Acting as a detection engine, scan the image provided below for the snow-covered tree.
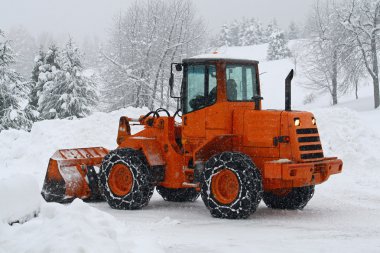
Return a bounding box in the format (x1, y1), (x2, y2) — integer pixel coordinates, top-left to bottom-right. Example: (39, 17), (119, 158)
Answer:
(220, 24), (231, 46)
(301, 0), (352, 105)
(340, 0), (380, 108)
(218, 18), (282, 47)
(264, 19), (279, 43)
(29, 47), (45, 110)
(29, 44), (60, 115)
(45, 44), (60, 69)
(267, 30), (291, 60)
(239, 18), (259, 46)
(0, 29), (33, 131)
(39, 39), (98, 118)
(81, 35), (102, 69)
(219, 20), (241, 46)
(287, 21), (300, 40)
(342, 51), (366, 99)
(7, 26), (37, 79)
(101, 0), (205, 111)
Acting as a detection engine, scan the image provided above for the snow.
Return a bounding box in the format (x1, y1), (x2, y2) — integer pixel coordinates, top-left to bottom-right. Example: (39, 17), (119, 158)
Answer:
(193, 43), (268, 61)
(1, 199), (163, 253)
(1, 43), (380, 252)
(9, 110), (17, 121)
(0, 175), (40, 224)
(271, 158), (292, 163)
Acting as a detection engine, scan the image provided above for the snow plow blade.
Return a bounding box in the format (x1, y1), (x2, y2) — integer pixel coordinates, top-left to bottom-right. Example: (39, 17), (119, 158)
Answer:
(41, 147), (109, 203)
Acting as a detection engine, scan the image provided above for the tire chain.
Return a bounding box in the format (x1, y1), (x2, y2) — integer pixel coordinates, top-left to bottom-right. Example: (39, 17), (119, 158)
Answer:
(99, 148), (154, 210)
(201, 152), (263, 219)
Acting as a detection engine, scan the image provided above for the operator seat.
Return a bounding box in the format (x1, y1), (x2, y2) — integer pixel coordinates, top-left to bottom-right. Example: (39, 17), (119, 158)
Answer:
(227, 79), (237, 100)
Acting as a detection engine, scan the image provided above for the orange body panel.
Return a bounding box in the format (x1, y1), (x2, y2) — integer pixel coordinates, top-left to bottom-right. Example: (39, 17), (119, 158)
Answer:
(263, 157), (342, 190)
(118, 117), (188, 188)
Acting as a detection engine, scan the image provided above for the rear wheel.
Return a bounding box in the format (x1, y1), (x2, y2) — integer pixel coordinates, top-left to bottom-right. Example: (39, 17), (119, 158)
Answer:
(201, 152), (263, 219)
(156, 186), (200, 202)
(263, 186), (315, 210)
(99, 148), (154, 210)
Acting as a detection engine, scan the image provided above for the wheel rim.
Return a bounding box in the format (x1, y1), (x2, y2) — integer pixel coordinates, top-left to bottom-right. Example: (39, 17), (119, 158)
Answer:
(108, 164), (133, 196)
(211, 169), (239, 205)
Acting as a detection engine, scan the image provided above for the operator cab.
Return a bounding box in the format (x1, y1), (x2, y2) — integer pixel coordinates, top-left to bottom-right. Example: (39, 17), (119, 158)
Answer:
(169, 58), (262, 114)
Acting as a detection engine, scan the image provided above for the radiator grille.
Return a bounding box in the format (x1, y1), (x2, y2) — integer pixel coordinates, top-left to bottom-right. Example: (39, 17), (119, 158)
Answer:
(296, 127), (324, 160)
(299, 144), (322, 151)
(296, 128), (318, 134)
(298, 136), (320, 143)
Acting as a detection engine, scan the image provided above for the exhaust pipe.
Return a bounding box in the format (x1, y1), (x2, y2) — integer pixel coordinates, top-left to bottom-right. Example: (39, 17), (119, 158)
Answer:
(285, 69), (294, 111)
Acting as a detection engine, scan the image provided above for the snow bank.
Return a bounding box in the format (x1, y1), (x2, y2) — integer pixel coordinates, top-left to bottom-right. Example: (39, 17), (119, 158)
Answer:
(0, 199), (164, 253)
(315, 107), (380, 164)
(0, 106), (168, 253)
(313, 107), (380, 195)
(0, 175), (41, 224)
(0, 107), (149, 184)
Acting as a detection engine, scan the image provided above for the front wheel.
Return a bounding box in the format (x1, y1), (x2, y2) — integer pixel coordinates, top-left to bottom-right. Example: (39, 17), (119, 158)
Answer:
(200, 152), (263, 219)
(99, 148), (154, 210)
(263, 186), (315, 210)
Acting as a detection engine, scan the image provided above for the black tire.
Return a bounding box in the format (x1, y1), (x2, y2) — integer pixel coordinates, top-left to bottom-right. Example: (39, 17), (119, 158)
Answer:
(99, 148), (154, 210)
(156, 186), (200, 202)
(263, 186), (315, 210)
(200, 152), (263, 219)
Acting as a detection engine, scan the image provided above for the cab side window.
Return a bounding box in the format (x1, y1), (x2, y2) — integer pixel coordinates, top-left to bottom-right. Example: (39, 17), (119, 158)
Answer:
(226, 65), (257, 101)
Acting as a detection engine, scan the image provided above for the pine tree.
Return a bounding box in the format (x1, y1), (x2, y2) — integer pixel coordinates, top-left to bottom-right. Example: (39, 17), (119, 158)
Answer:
(0, 29), (33, 131)
(29, 43), (61, 118)
(7, 26), (38, 79)
(228, 20), (241, 46)
(39, 39), (98, 119)
(287, 21), (300, 40)
(239, 18), (258, 46)
(254, 21), (266, 44)
(45, 44), (60, 69)
(7, 26), (37, 79)
(218, 18), (284, 47)
(264, 19), (279, 43)
(220, 24), (231, 46)
(267, 30), (291, 60)
(29, 47), (45, 110)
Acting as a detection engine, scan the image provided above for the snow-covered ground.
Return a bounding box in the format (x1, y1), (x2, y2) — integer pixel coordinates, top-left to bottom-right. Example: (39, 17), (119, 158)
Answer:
(1, 43), (380, 253)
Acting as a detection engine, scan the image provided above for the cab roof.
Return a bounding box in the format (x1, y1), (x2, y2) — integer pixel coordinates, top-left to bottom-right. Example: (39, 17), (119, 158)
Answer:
(183, 54), (259, 65)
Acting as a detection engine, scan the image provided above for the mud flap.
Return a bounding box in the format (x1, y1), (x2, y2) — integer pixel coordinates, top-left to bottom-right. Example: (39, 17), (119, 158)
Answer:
(41, 147), (109, 203)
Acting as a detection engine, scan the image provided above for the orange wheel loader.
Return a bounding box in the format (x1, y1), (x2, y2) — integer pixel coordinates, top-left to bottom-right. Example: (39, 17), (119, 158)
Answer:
(41, 57), (343, 219)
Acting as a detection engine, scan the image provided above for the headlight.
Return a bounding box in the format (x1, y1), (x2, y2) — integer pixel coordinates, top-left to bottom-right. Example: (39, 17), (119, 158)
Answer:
(294, 118), (300, 126)
(312, 117), (316, 125)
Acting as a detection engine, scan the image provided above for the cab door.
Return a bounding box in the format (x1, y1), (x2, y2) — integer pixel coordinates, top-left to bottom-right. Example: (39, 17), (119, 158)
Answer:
(182, 64), (217, 139)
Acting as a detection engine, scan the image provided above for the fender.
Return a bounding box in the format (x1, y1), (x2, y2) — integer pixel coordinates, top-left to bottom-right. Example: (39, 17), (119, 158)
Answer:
(194, 134), (238, 162)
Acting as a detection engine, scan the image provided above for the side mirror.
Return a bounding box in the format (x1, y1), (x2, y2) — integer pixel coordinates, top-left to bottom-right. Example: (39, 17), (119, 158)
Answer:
(169, 72), (174, 91)
(169, 63), (182, 99)
(175, 64), (182, 71)
(252, 94), (264, 110)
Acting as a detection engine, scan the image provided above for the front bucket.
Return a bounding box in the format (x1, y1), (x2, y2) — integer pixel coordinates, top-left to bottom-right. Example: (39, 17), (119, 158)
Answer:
(41, 147), (109, 203)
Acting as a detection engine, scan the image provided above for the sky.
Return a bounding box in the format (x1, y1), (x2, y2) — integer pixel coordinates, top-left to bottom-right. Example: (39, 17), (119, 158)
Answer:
(0, 0), (315, 43)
